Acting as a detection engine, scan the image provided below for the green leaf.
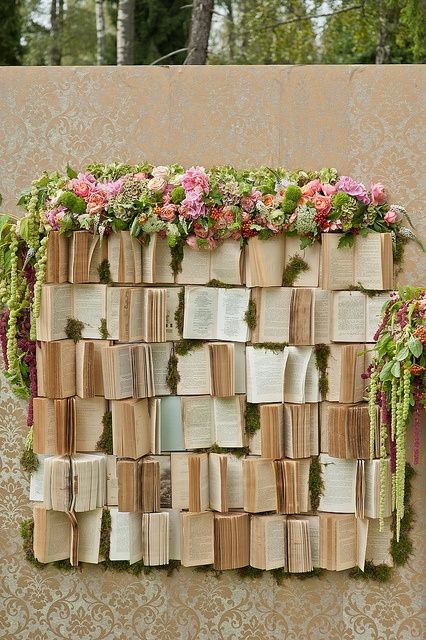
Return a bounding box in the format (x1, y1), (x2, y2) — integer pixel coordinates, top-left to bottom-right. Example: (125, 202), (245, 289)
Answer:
(299, 236), (314, 250)
(391, 360), (401, 378)
(408, 336), (423, 358)
(19, 217), (31, 243)
(337, 234), (355, 249)
(111, 218), (128, 232)
(17, 188), (31, 207)
(396, 346), (410, 361)
(66, 164), (78, 179)
(379, 361), (394, 382)
(130, 217), (142, 237)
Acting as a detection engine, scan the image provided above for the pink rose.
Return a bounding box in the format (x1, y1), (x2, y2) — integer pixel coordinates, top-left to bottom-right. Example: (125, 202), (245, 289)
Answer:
(185, 234), (199, 250)
(335, 176), (370, 205)
(152, 165), (170, 180)
(70, 179), (92, 199)
(312, 194), (332, 216)
(182, 166), (209, 195)
(321, 183), (337, 196)
(158, 203), (177, 222)
(147, 176), (168, 193)
(384, 209), (398, 224)
(86, 191), (106, 215)
(301, 179), (321, 197)
(133, 172), (147, 181)
(371, 182), (386, 204)
(193, 223), (208, 238)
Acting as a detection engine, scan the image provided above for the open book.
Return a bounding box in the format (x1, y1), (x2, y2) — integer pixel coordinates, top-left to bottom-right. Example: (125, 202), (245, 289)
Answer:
(323, 403), (376, 459)
(284, 346), (320, 404)
(117, 457), (160, 513)
(321, 232), (393, 290)
(45, 231), (68, 283)
(259, 404), (284, 459)
(176, 343), (246, 396)
(183, 286), (250, 342)
(142, 512), (169, 565)
(111, 398), (152, 458)
(181, 395), (245, 449)
(107, 230), (142, 283)
(68, 231), (107, 283)
(170, 452), (209, 511)
(246, 346), (288, 403)
(142, 235), (175, 283)
(180, 511), (214, 567)
(287, 518), (313, 573)
(176, 240), (244, 285)
(108, 287), (167, 343)
(250, 514), (287, 570)
(33, 396), (107, 456)
(43, 454), (106, 513)
(36, 340), (76, 398)
(214, 512), (250, 570)
(275, 458), (311, 514)
(318, 454), (357, 513)
(102, 344), (155, 400)
(319, 513), (368, 571)
(364, 459), (392, 519)
(209, 453), (243, 512)
(283, 403), (319, 458)
(109, 507), (143, 564)
(331, 291), (390, 342)
(365, 517), (393, 566)
(76, 339), (111, 398)
(243, 458), (277, 513)
(326, 344), (366, 403)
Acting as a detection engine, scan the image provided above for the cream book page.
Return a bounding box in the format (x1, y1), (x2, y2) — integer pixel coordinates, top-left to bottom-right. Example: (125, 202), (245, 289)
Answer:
(209, 239), (243, 284)
(294, 514), (320, 567)
(106, 287), (121, 340)
(304, 350), (321, 403)
(176, 246), (211, 284)
(354, 234), (385, 289)
(183, 287), (218, 339)
(181, 512), (214, 566)
(128, 513), (143, 565)
(257, 287), (292, 343)
(312, 289), (331, 344)
(74, 397), (107, 452)
(153, 236), (175, 283)
(322, 234), (354, 290)
(107, 232), (122, 282)
(227, 455), (243, 508)
(284, 236), (320, 287)
(213, 397), (244, 448)
(162, 508), (181, 560)
(177, 345), (210, 395)
(42, 509), (71, 562)
(106, 455), (118, 506)
(150, 343), (172, 396)
(208, 453), (223, 511)
(365, 294), (389, 342)
(245, 235), (285, 287)
(76, 508), (102, 563)
(365, 517), (393, 566)
(36, 284), (73, 341)
(73, 284), (107, 339)
(128, 288), (145, 341)
(246, 346), (288, 403)
(217, 288), (250, 342)
(335, 516), (357, 570)
(30, 455), (52, 501)
(284, 346), (312, 403)
(165, 288), (181, 341)
(109, 508), (130, 561)
(182, 396), (213, 449)
(325, 345), (342, 402)
(331, 291), (366, 342)
(264, 515), (286, 569)
(171, 453), (189, 509)
(116, 347), (133, 398)
(318, 454), (357, 513)
(356, 517), (369, 571)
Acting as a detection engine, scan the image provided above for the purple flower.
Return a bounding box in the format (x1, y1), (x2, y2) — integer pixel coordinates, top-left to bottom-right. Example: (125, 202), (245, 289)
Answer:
(46, 205), (67, 231)
(335, 175), (370, 205)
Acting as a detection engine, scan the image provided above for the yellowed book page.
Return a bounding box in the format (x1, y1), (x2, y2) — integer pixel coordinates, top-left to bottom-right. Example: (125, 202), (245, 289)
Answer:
(129, 233), (143, 283)
(256, 287), (292, 343)
(227, 455), (243, 508)
(107, 232), (122, 282)
(365, 517), (393, 566)
(208, 453), (223, 511)
(182, 396), (213, 449)
(199, 454), (210, 512)
(246, 346), (288, 403)
(152, 236), (175, 283)
(245, 235), (286, 287)
(176, 345), (210, 395)
(33, 398), (56, 454)
(73, 284), (107, 339)
(354, 234), (386, 289)
(209, 239), (244, 284)
(161, 508), (181, 560)
(171, 452), (189, 509)
(331, 291), (366, 342)
(294, 514), (320, 567)
(76, 508), (102, 563)
(264, 515), (286, 569)
(304, 350), (321, 403)
(106, 287), (121, 340)
(249, 429), (262, 456)
(243, 459), (277, 512)
(213, 397), (244, 448)
(217, 288), (250, 342)
(165, 288), (181, 341)
(183, 286), (218, 339)
(150, 342), (172, 396)
(181, 511), (214, 566)
(322, 233), (355, 290)
(335, 516), (357, 570)
(365, 294), (389, 342)
(284, 236), (320, 287)
(325, 345), (342, 402)
(30, 455), (52, 501)
(356, 517), (369, 571)
(318, 454), (357, 513)
(175, 246), (211, 284)
(106, 455), (118, 506)
(128, 288), (145, 342)
(312, 289), (331, 344)
(74, 397), (108, 452)
(36, 284), (73, 341)
(34, 507), (71, 563)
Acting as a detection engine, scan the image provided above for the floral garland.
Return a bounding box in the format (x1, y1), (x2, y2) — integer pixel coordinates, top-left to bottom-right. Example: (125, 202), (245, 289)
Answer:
(366, 287), (425, 540)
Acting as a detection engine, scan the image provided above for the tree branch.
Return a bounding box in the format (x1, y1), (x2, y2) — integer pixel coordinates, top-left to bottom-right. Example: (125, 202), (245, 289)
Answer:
(150, 47), (188, 65)
(260, 4), (362, 31)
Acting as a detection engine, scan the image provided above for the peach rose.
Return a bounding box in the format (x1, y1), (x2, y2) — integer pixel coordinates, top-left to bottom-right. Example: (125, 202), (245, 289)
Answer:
(312, 194), (332, 216)
(86, 192), (106, 215)
(72, 180), (92, 199)
(262, 194), (275, 207)
(158, 204), (177, 222)
(133, 172), (147, 180)
(147, 176), (168, 193)
(301, 179), (321, 197)
(152, 165), (170, 180)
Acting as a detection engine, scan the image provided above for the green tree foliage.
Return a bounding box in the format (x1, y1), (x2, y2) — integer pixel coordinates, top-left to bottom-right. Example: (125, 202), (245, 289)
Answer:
(133, 0), (190, 65)
(0, 0), (22, 64)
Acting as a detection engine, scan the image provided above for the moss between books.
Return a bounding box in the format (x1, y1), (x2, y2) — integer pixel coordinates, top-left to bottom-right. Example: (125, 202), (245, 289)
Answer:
(174, 339), (206, 357)
(170, 241), (184, 277)
(282, 254), (309, 286)
(206, 279), (235, 289)
(313, 343), (330, 400)
(100, 509), (111, 559)
(96, 411), (113, 455)
(97, 259), (112, 284)
(20, 518), (45, 568)
(245, 403), (260, 436)
(393, 234), (409, 276)
(244, 299), (257, 330)
(166, 353), (180, 395)
(200, 443), (250, 459)
(308, 456), (324, 512)
(20, 447), (39, 473)
(347, 284), (384, 297)
(252, 342), (288, 353)
(175, 288), (185, 337)
(65, 317), (85, 343)
(99, 318), (109, 339)
(349, 561), (393, 583)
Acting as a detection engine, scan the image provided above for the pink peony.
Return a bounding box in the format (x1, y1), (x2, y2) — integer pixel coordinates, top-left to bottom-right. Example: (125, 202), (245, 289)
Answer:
(241, 187), (262, 212)
(321, 183), (337, 196)
(182, 166), (209, 195)
(384, 209), (399, 224)
(370, 182), (386, 204)
(86, 191), (107, 215)
(335, 176), (370, 205)
(301, 179), (321, 197)
(312, 194), (332, 216)
(99, 177), (125, 199)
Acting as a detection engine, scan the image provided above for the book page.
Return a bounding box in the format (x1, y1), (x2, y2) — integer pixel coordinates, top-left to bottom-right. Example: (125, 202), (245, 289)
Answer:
(73, 284), (107, 339)
(183, 287), (218, 339)
(304, 350), (321, 403)
(106, 455), (118, 506)
(365, 294), (389, 342)
(176, 246), (211, 285)
(355, 234), (385, 289)
(214, 397), (244, 448)
(74, 397), (107, 452)
(246, 346), (288, 403)
(209, 239), (244, 284)
(182, 396), (213, 449)
(177, 345), (210, 395)
(162, 508), (181, 560)
(181, 512), (214, 566)
(208, 453), (223, 511)
(30, 455), (52, 501)
(217, 288), (250, 342)
(284, 346), (312, 403)
(36, 508), (71, 563)
(76, 508), (102, 563)
(257, 288), (292, 343)
(294, 514), (320, 567)
(226, 455), (243, 508)
(106, 287), (120, 340)
(325, 345), (342, 402)
(245, 235), (285, 287)
(322, 234), (354, 290)
(150, 343), (172, 396)
(264, 515), (286, 569)
(312, 289), (331, 344)
(165, 288), (181, 341)
(36, 284), (73, 341)
(284, 236), (320, 287)
(160, 397), (185, 452)
(171, 453), (189, 509)
(365, 517), (393, 566)
(331, 291), (366, 342)
(356, 517), (369, 571)
(318, 454), (357, 512)
(335, 515), (357, 570)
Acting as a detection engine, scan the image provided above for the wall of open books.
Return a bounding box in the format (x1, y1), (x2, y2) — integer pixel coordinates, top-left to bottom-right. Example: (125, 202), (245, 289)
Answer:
(30, 228), (397, 572)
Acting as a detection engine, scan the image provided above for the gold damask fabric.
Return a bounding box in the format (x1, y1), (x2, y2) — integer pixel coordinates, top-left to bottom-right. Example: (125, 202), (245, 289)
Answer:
(0, 65), (425, 639)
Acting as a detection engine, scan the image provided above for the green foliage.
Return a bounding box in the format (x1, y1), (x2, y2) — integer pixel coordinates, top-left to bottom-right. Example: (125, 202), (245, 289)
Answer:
(170, 241), (184, 277)
(314, 344), (330, 399)
(134, 0), (190, 65)
(236, 566), (264, 580)
(99, 318), (109, 340)
(166, 353), (179, 394)
(0, 0), (22, 64)
(170, 186), (185, 204)
(308, 457), (324, 512)
(20, 448), (39, 473)
(348, 284), (384, 298)
(20, 518), (45, 568)
(282, 254), (309, 286)
(245, 403), (260, 436)
(349, 562), (393, 583)
(204, 443), (250, 458)
(244, 299), (257, 330)
(98, 259), (112, 284)
(206, 279), (235, 289)
(175, 288), (185, 337)
(270, 566), (325, 585)
(59, 192), (86, 215)
(194, 564), (223, 578)
(65, 317), (85, 343)
(100, 509), (111, 559)
(96, 411), (113, 455)
(391, 463), (415, 566)
(175, 339), (206, 357)
(252, 342), (288, 353)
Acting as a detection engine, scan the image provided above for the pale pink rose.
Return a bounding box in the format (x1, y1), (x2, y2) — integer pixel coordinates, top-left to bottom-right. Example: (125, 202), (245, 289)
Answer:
(185, 235), (199, 250)
(152, 165), (170, 180)
(370, 182), (386, 204)
(158, 203), (177, 222)
(312, 194), (332, 216)
(384, 209), (398, 224)
(133, 172), (147, 181)
(86, 191), (106, 215)
(148, 176), (168, 193)
(321, 183), (337, 196)
(301, 179), (321, 197)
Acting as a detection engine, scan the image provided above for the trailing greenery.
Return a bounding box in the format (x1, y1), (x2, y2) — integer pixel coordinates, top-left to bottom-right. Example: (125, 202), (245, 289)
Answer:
(236, 566), (264, 580)
(175, 287), (184, 337)
(245, 403), (260, 436)
(393, 234), (409, 275)
(174, 339), (206, 357)
(391, 463), (415, 566)
(99, 318), (109, 340)
(308, 457), (324, 512)
(97, 259), (112, 284)
(194, 564), (222, 579)
(169, 241), (184, 277)
(349, 562), (393, 583)
(65, 317), (85, 343)
(166, 353), (179, 395)
(252, 342), (288, 353)
(282, 254), (309, 286)
(270, 567), (325, 585)
(20, 518), (45, 569)
(313, 343), (330, 399)
(96, 411), (113, 455)
(206, 279), (235, 288)
(244, 299), (257, 330)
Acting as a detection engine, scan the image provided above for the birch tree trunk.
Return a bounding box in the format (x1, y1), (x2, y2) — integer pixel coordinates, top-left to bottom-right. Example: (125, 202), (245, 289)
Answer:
(95, 0), (106, 66)
(117, 0), (135, 65)
(185, 0), (214, 64)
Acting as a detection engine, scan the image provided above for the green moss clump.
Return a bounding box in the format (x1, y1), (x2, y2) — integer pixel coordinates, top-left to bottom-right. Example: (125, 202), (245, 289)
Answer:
(170, 242), (184, 276)
(309, 456), (324, 512)
(393, 234), (409, 276)
(170, 186), (185, 204)
(175, 288), (185, 338)
(20, 448), (39, 473)
(96, 411), (113, 455)
(244, 299), (257, 330)
(166, 353), (180, 395)
(65, 317), (85, 343)
(391, 463), (415, 566)
(52, 559), (75, 572)
(20, 518), (45, 568)
(99, 318), (109, 339)
(270, 566), (324, 585)
(204, 443), (250, 459)
(236, 566), (264, 580)
(59, 191), (86, 215)
(97, 259), (112, 284)
(175, 339), (205, 357)
(206, 279), (234, 289)
(252, 342), (288, 353)
(245, 403), (260, 436)
(281, 185), (302, 214)
(99, 509), (111, 560)
(349, 562), (393, 583)
(194, 564), (223, 579)
(348, 284), (383, 298)
(314, 343), (330, 399)
(282, 254), (309, 286)
(295, 567), (325, 580)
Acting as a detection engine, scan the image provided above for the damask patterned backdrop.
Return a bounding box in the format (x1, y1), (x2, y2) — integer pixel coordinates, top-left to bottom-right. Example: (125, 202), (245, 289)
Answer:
(0, 65), (425, 640)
